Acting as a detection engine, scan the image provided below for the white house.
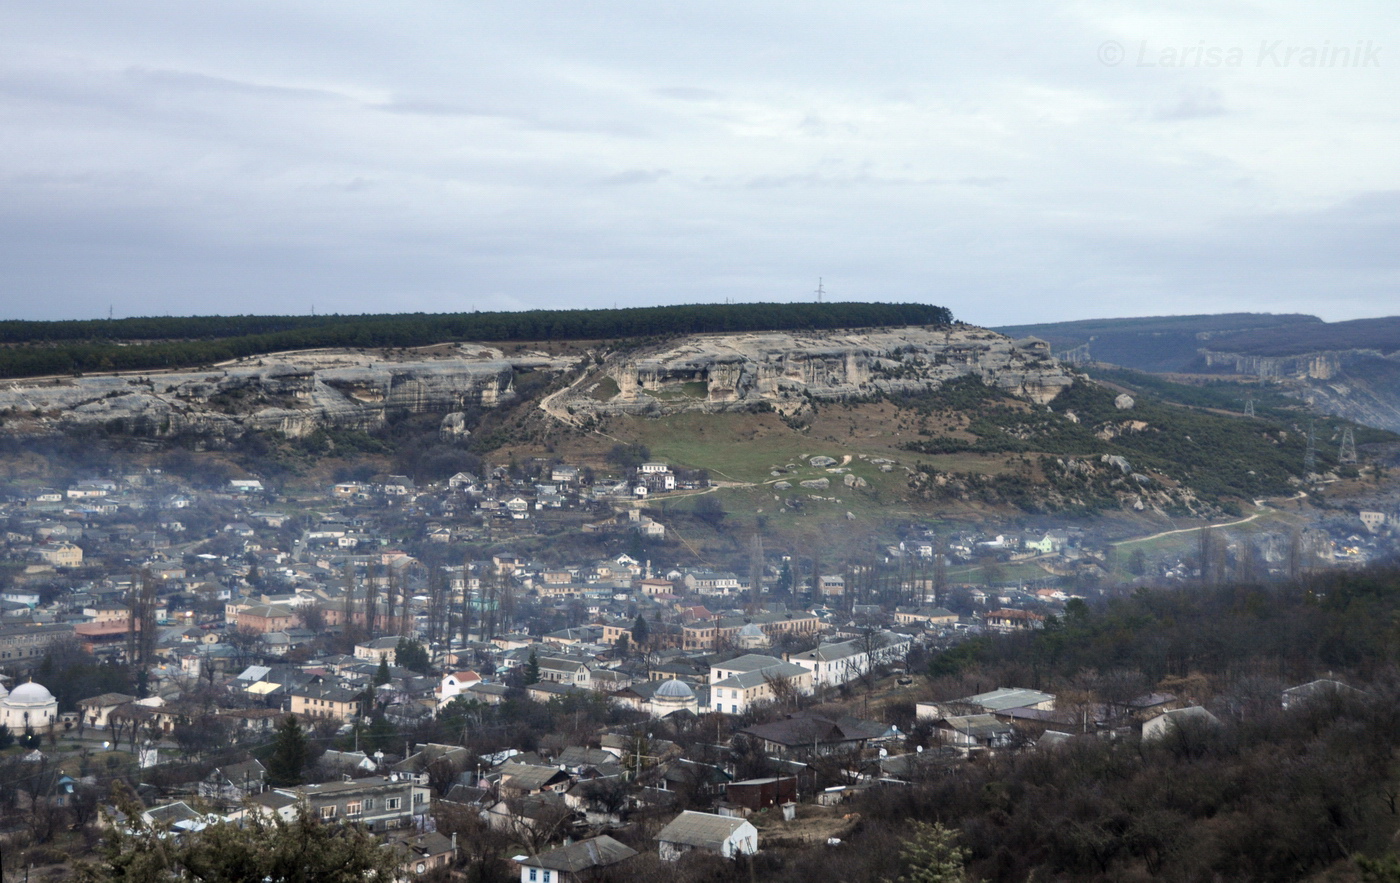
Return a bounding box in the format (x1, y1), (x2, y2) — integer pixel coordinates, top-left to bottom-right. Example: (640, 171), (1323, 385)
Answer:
(786, 631), (911, 689)
(1142, 706), (1221, 742)
(708, 654), (812, 715)
(436, 671), (482, 710)
(656, 811), (759, 862)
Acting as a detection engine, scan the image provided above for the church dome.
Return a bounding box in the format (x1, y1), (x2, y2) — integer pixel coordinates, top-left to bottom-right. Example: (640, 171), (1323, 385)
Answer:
(6, 682), (55, 706)
(654, 678), (694, 700)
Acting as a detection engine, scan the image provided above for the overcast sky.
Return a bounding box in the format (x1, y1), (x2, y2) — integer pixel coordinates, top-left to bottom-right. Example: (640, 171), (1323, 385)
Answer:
(2, 3), (1396, 326)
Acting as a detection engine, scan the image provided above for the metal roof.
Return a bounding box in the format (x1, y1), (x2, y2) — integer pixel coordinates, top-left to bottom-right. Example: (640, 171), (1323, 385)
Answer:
(656, 811), (752, 848)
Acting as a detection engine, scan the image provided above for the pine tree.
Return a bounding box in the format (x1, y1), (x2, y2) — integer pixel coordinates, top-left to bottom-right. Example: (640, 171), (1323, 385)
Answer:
(631, 614), (650, 648)
(395, 638), (430, 673)
(76, 789), (399, 882)
(890, 821), (971, 883)
(375, 655), (392, 686)
(523, 650), (540, 685)
(266, 715), (309, 786)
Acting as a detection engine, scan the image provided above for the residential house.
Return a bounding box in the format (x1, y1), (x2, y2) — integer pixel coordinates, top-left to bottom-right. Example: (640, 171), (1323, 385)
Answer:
(354, 636), (401, 663)
(518, 835), (637, 883)
(236, 604), (297, 635)
(274, 775), (426, 833)
(917, 687), (1056, 721)
(497, 762), (573, 798)
(289, 682), (364, 723)
(786, 631), (911, 689)
(708, 654), (813, 715)
(934, 714), (1016, 749)
(77, 693), (137, 730)
(198, 759), (267, 803)
(1142, 706), (1222, 742)
(436, 670), (482, 709)
(739, 712), (900, 756)
(893, 606), (958, 627)
(984, 609), (1045, 633)
(656, 811), (759, 862)
(390, 831), (457, 879)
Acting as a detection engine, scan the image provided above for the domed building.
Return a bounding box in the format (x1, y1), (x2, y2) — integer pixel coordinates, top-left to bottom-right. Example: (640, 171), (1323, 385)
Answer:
(648, 677), (698, 718)
(1, 680), (58, 734)
(735, 623), (769, 650)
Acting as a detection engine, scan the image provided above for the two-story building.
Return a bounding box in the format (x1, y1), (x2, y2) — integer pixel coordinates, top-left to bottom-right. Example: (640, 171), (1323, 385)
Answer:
(273, 775), (428, 833)
(708, 654), (813, 715)
(290, 683), (364, 723)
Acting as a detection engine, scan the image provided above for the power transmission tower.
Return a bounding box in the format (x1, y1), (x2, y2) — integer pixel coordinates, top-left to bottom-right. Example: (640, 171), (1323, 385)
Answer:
(1244, 399), (1255, 418)
(815, 278), (824, 303)
(1303, 420), (1317, 475)
(1339, 426), (1357, 465)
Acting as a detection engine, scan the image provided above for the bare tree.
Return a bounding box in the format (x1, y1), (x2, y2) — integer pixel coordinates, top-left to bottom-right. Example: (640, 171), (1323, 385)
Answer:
(297, 601), (325, 633)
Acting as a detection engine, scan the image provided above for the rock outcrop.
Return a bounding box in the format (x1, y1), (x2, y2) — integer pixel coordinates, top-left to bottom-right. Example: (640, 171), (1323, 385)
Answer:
(563, 325), (1072, 418)
(0, 347), (569, 439)
(1200, 348), (1400, 433)
(0, 323), (1077, 439)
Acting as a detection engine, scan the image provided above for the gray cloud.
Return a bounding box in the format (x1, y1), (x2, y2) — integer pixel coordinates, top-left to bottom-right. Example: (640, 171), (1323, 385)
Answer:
(0, 2), (1396, 325)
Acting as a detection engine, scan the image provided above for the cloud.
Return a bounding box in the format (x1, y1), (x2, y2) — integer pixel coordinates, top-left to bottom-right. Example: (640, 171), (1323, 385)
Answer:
(0, 2), (1396, 326)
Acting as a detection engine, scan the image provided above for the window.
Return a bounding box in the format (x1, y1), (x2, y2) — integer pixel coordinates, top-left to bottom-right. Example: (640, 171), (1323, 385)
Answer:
(529, 871), (537, 882)
(386, 797), (401, 810)
(320, 805), (337, 820)
(346, 801), (361, 816)
(363, 798), (373, 810)
(543, 873), (552, 883)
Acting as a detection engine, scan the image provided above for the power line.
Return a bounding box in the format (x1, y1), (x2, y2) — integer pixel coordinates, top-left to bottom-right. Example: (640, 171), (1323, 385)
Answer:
(1339, 426), (1357, 465)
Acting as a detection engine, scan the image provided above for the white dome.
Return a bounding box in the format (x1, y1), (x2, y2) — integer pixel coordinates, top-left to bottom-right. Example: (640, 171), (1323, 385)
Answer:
(654, 679), (694, 700)
(6, 682), (55, 706)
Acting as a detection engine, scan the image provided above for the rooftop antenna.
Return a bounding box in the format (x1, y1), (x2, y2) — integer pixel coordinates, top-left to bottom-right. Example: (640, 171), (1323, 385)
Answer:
(1339, 426), (1357, 465)
(1303, 420), (1317, 476)
(1244, 399), (1255, 418)
(815, 278), (825, 304)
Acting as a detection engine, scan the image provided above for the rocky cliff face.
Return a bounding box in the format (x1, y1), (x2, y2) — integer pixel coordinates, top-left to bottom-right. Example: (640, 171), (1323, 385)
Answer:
(0, 325), (1075, 439)
(1199, 349), (1349, 380)
(0, 347), (569, 439)
(561, 326), (1073, 418)
(1201, 348), (1400, 433)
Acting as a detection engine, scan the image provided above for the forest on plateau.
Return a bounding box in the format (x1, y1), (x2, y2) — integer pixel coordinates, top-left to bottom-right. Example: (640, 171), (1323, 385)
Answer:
(0, 302), (952, 379)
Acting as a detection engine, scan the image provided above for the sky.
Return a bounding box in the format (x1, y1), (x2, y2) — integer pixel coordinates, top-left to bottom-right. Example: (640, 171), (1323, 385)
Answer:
(1, 3), (1397, 327)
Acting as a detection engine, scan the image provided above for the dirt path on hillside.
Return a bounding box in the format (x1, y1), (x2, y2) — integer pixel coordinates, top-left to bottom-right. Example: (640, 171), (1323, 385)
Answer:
(1111, 512), (1264, 546)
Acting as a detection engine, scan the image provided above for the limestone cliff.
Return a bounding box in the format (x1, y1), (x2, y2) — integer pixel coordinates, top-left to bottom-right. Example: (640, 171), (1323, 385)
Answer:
(1200, 348), (1400, 434)
(0, 347), (569, 438)
(559, 325), (1073, 419)
(0, 324), (1074, 439)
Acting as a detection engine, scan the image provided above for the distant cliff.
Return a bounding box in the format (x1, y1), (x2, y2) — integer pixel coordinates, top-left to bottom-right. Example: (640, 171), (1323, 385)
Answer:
(0, 347), (569, 439)
(0, 325), (1074, 439)
(552, 326), (1072, 420)
(1197, 348), (1400, 433)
